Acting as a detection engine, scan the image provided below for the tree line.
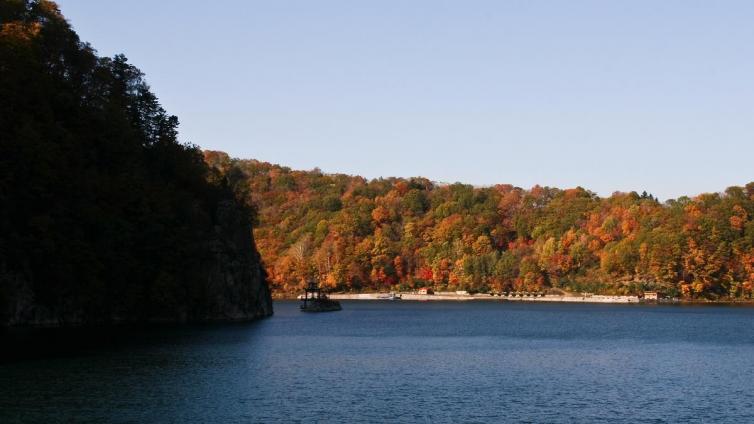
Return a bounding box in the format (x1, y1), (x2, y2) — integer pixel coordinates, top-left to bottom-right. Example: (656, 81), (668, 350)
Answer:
(205, 152), (754, 299)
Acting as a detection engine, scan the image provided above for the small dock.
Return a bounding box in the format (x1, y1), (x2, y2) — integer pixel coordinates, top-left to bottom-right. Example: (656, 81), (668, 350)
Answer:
(300, 281), (342, 312)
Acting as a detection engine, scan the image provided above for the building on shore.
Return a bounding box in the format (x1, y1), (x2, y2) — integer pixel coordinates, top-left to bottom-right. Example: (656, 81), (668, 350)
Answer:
(643, 291), (660, 300)
(417, 287), (434, 295)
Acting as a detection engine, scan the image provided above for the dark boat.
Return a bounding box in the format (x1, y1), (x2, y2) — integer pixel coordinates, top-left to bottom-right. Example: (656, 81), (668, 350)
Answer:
(300, 280), (342, 312)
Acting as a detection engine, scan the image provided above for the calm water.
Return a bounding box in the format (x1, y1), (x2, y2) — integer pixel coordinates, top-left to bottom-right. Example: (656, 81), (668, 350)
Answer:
(2, 301), (754, 423)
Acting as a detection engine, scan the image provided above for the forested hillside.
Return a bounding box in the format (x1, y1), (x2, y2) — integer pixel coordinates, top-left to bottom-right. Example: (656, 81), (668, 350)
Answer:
(0, 1), (271, 325)
(205, 151), (754, 299)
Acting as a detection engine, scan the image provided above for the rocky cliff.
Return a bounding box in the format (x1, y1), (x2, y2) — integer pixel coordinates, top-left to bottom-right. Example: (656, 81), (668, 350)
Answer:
(200, 199), (273, 322)
(0, 1), (272, 326)
(0, 199), (273, 326)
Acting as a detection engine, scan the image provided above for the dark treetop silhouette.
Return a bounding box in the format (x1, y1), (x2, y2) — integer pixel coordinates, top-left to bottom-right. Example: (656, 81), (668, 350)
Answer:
(0, 0), (271, 326)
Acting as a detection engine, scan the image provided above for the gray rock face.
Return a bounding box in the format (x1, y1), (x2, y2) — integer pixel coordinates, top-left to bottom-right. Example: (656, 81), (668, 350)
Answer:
(0, 199), (273, 327)
(201, 199), (273, 322)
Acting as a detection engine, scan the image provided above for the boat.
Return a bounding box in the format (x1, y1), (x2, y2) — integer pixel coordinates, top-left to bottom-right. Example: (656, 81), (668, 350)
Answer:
(300, 280), (342, 312)
(376, 292), (402, 300)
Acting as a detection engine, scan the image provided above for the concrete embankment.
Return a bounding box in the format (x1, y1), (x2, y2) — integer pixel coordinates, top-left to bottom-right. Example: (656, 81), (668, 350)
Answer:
(328, 293), (641, 303)
(330, 293), (482, 301)
(502, 295), (640, 303)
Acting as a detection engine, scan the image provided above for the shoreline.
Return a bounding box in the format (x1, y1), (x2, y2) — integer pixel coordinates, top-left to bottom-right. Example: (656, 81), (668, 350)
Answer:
(329, 293), (642, 303)
(275, 292), (754, 305)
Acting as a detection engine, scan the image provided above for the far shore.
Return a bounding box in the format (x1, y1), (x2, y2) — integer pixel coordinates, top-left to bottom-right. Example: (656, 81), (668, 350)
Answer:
(330, 293), (644, 303)
(282, 292), (647, 304)
(275, 292), (754, 305)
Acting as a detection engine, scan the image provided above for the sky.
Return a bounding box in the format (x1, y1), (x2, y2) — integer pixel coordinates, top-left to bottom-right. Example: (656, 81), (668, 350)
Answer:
(57, 0), (754, 200)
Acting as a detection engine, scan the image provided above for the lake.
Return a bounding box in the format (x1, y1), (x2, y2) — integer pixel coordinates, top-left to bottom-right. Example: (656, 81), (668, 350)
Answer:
(2, 301), (754, 423)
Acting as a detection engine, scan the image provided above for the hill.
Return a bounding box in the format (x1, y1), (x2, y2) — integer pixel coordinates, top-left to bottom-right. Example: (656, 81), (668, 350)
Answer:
(205, 151), (754, 299)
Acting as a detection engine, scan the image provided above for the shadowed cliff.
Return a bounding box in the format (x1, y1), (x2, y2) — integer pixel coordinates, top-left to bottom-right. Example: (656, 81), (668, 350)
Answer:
(0, 0), (272, 326)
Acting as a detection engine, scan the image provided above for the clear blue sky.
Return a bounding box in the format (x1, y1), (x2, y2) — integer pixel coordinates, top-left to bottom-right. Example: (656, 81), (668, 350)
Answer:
(58, 0), (754, 200)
